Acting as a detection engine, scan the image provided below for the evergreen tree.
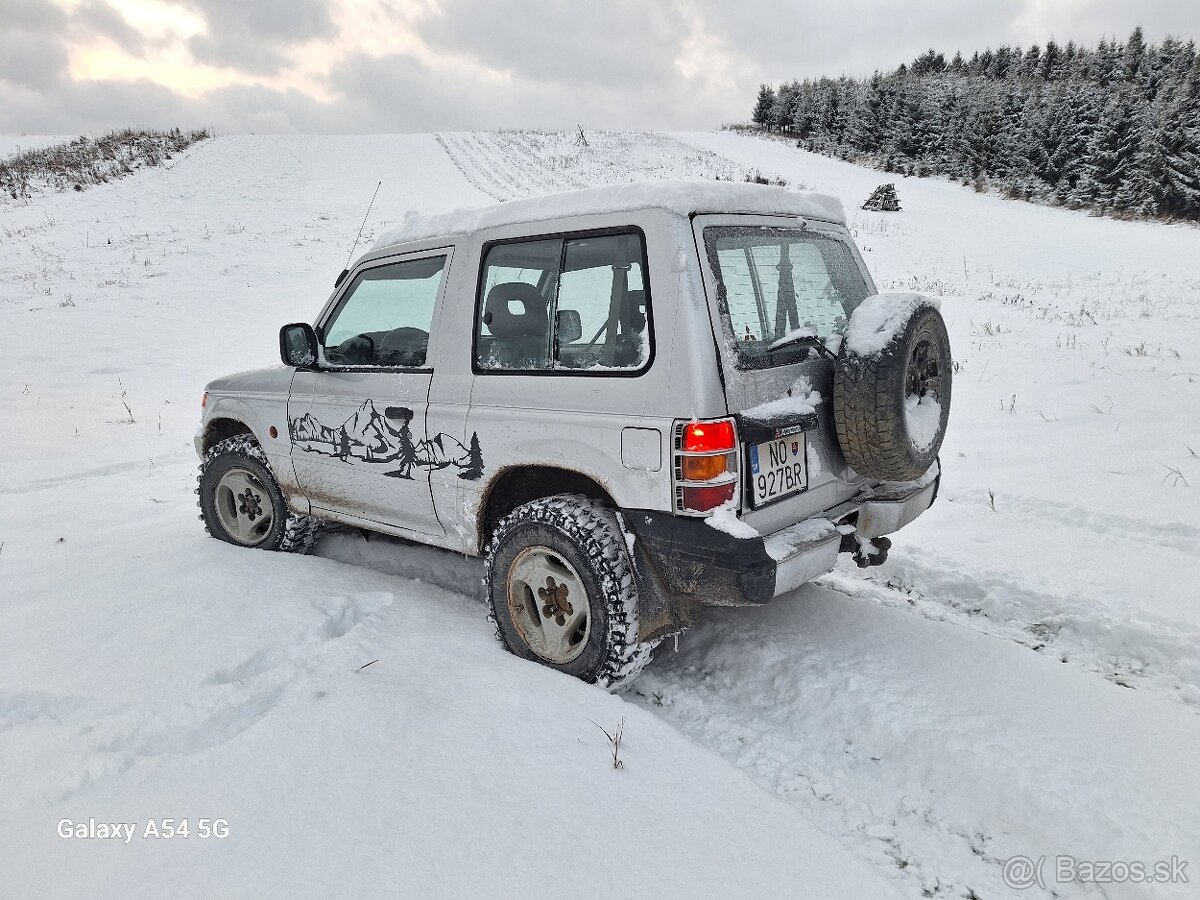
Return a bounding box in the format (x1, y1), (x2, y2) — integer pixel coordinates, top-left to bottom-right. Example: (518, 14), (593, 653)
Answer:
(458, 433), (484, 480)
(752, 84), (776, 127)
(1075, 86), (1142, 210)
(1150, 57), (1200, 216)
(773, 82), (799, 131)
(1022, 44), (1042, 78)
(1124, 26), (1147, 82)
(1040, 39), (1062, 80)
(912, 49), (946, 76)
(844, 73), (888, 154)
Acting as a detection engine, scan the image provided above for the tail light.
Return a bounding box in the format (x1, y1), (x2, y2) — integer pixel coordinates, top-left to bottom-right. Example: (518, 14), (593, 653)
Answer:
(201, 391), (208, 410)
(673, 418), (739, 513)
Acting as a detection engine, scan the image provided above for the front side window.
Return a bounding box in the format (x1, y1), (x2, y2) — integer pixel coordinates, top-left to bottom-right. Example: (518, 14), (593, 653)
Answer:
(475, 230), (650, 373)
(322, 255), (447, 367)
(705, 227), (869, 368)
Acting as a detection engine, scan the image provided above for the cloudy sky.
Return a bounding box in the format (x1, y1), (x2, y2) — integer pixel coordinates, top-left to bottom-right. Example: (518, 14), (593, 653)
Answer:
(1, 0), (1197, 134)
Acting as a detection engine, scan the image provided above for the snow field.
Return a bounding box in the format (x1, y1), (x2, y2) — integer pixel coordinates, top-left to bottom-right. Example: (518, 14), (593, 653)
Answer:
(3, 128), (1199, 899)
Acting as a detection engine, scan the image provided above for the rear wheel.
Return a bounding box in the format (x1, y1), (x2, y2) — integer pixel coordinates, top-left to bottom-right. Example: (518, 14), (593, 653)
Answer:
(505, 545), (593, 664)
(485, 495), (654, 689)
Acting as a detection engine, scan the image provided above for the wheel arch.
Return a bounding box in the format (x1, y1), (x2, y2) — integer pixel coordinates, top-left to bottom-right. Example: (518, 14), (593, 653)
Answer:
(477, 465), (617, 553)
(201, 416), (256, 455)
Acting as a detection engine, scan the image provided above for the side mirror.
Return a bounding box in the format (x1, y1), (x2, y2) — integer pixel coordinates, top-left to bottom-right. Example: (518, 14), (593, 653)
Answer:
(280, 323), (319, 368)
(556, 309), (583, 345)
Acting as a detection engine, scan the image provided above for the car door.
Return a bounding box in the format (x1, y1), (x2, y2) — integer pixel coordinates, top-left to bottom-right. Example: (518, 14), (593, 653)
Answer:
(288, 249), (452, 537)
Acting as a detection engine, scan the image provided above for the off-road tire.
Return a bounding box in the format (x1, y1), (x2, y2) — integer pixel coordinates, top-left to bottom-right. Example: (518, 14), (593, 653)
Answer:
(485, 495), (654, 689)
(198, 435), (321, 553)
(834, 302), (951, 481)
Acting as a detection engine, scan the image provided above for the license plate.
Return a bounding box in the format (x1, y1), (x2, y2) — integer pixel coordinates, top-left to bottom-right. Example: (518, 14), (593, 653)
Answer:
(749, 435), (808, 507)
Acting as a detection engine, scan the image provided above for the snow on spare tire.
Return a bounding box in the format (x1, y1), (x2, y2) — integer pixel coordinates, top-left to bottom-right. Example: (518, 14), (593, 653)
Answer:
(833, 293), (951, 482)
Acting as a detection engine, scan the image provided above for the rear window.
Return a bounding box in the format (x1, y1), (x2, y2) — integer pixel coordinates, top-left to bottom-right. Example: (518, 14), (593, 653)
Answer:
(704, 227), (869, 368)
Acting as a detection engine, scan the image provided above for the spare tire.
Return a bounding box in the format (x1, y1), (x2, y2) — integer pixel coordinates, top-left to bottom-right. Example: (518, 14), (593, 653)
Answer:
(833, 294), (951, 482)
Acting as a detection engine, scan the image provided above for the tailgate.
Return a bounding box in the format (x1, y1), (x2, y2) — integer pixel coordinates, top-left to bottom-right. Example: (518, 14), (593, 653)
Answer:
(691, 214), (875, 534)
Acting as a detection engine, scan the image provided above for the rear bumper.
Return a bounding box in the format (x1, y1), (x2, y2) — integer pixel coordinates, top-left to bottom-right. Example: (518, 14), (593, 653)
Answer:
(625, 474), (938, 606)
(856, 478), (938, 538)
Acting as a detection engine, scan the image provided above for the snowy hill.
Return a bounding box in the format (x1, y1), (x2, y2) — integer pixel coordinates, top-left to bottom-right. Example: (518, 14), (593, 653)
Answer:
(1, 131), (1198, 899)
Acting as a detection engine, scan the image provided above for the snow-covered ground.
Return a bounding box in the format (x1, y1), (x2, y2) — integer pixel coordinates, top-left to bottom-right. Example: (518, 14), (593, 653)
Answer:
(2, 130), (1197, 899)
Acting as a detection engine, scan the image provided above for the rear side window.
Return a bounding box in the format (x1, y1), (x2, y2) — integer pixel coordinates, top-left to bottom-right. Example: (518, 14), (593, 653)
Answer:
(705, 227), (869, 368)
(475, 230), (651, 373)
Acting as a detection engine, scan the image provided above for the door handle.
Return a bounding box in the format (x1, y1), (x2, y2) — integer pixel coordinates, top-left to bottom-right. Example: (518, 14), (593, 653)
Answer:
(384, 406), (413, 422)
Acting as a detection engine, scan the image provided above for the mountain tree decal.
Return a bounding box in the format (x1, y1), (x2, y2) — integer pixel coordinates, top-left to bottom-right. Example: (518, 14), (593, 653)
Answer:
(459, 433), (484, 480)
(289, 401), (485, 480)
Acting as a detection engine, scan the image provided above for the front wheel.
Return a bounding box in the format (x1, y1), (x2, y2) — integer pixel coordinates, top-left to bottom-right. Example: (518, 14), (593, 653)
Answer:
(198, 435), (320, 553)
(485, 495), (654, 689)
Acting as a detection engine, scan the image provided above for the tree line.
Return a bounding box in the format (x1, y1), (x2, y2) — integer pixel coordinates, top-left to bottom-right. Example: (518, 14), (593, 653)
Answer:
(751, 28), (1200, 221)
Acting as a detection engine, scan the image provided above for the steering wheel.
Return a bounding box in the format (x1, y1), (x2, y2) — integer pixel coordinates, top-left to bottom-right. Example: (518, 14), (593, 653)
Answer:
(379, 328), (429, 366)
(332, 333), (374, 364)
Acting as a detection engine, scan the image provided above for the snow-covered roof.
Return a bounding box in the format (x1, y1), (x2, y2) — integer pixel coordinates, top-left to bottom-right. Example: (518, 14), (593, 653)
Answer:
(371, 180), (846, 250)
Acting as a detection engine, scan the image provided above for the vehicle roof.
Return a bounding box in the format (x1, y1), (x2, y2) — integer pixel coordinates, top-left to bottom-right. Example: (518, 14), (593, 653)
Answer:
(369, 179), (846, 253)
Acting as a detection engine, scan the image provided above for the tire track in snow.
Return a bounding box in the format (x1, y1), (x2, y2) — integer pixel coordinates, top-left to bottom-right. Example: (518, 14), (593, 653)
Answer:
(432, 130), (754, 201)
(629, 587), (1200, 900)
(0, 451), (191, 494)
(824, 553), (1200, 709)
(7, 591), (396, 810)
(821, 487), (1200, 709)
(435, 132), (589, 200)
(957, 490), (1200, 556)
(434, 133), (522, 200)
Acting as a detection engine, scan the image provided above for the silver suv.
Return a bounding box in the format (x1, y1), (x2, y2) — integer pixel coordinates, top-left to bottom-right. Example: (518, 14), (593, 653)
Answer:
(196, 181), (951, 688)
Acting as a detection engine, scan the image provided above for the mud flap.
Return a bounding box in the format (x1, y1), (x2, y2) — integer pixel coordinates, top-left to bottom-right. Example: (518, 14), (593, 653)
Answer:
(617, 512), (699, 643)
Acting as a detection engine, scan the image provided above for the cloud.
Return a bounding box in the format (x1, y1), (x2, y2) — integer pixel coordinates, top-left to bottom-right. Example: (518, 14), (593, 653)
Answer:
(1, 0), (1198, 135)
(183, 0), (336, 74)
(324, 50), (726, 132)
(0, 32), (68, 90)
(0, 76), (188, 132)
(683, 0), (1020, 85)
(0, 0), (69, 90)
(2, 0), (66, 32)
(72, 1), (148, 57)
(417, 0), (690, 90)
(328, 1), (752, 131)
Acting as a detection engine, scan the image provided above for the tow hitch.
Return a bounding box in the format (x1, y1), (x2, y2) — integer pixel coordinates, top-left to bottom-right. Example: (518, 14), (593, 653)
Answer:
(841, 534), (891, 568)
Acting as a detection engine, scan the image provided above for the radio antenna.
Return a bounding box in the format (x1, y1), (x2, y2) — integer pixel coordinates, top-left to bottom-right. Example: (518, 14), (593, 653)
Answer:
(344, 180), (382, 271)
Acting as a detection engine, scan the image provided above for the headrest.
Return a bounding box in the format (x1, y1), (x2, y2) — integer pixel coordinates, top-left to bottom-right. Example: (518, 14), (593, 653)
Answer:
(484, 282), (548, 338)
(627, 289), (647, 332)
